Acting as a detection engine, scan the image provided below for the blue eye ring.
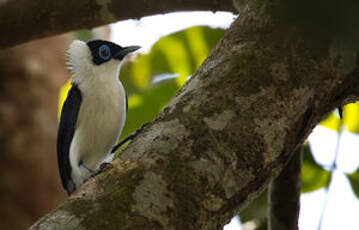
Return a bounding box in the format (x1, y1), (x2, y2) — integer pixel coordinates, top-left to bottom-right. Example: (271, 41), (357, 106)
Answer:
(98, 44), (111, 60)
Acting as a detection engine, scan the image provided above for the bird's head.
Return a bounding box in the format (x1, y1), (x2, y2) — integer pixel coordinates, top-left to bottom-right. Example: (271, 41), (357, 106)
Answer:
(66, 40), (140, 83)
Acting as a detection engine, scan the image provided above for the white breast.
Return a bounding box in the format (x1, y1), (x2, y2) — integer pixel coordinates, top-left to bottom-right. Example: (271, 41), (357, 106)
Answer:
(70, 73), (126, 187)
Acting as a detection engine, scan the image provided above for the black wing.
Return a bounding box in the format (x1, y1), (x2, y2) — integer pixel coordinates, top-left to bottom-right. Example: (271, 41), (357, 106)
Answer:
(57, 84), (82, 195)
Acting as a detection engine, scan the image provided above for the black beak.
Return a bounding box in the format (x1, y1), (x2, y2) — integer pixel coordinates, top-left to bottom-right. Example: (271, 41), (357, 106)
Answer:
(114, 46), (141, 60)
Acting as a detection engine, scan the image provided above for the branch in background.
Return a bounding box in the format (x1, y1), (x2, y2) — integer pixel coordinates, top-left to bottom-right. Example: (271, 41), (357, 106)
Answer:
(0, 0), (235, 49)
(269, 147), (302, 230)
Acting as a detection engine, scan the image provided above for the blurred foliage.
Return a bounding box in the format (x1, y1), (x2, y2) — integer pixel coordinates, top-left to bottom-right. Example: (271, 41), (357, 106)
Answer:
(347, 169), (359, 199)
(239, 189), (268, 230)
(319, 102), (359, 133)
(119, 26), (224, 93)
(113, 26), (225, 138)
(301, 145), (331, 193)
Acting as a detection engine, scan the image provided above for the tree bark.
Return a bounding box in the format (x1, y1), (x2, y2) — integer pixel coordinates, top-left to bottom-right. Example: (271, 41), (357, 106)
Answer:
(0, 0), (235, 49)
(268, 147), (302, 230)
(30, 1), (359, 229)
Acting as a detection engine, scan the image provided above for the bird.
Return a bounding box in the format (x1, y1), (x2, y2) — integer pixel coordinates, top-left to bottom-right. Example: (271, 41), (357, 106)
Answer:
(57, 39), (140, 195)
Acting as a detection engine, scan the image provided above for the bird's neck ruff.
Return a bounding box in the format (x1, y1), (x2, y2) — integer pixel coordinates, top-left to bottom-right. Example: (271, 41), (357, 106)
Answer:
(66, 40), (122, 86)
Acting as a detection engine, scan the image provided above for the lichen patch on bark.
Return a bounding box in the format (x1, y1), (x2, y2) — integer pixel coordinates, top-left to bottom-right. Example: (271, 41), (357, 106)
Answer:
(132, 172), (174, 229)
(254, 117), (287, 164)
(203, 110), (236, 131)
(167, 76), (203, 114)
(120, 119), (189, 161)
(190, 157), (222, 189)
(202, 195), (225, 212)
(235, 86), (274, 110)
(222, 168), (255, 199)
(253, 86), (315, 164)
(30, 209), (83, 230)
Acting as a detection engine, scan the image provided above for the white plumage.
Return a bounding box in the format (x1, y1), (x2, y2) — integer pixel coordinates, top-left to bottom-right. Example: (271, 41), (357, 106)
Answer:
(58, 40), (139, 194)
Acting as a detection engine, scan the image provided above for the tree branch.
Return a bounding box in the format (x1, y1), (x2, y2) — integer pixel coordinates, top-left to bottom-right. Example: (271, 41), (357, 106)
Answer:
(0, 0), (235, 49)
(269, 147), (302, 230)
(30, 1), (359, 229)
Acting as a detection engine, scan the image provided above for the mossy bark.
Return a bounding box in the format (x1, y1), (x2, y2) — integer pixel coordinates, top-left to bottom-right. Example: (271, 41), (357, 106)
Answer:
(30, 1), (359, 229)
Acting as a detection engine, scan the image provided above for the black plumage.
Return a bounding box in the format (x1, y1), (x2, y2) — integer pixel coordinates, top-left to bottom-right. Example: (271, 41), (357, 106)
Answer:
(57, 84), (82, 195)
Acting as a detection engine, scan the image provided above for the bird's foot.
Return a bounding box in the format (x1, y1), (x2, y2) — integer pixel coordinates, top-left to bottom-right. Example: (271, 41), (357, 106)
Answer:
(99, 162), (112, 171)
(90, 162), (112, 178)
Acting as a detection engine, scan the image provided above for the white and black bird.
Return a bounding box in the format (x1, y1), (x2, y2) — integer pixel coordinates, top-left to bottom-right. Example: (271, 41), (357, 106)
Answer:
(57, 40), (140, 195)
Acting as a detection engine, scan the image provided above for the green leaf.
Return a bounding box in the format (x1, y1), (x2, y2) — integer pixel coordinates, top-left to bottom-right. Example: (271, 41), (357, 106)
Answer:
(347, 170), (359, 198)
(301, 145), (331, 193)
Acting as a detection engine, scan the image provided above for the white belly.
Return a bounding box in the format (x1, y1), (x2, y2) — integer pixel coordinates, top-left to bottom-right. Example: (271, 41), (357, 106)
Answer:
(70, 80), (126, 186)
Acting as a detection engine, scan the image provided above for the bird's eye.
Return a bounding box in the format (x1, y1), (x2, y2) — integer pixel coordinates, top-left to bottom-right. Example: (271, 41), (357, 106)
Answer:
(98, 45), (111, 60)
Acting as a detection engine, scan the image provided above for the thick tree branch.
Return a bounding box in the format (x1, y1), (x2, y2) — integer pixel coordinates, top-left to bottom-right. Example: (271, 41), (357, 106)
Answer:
(0, 0), (235, 49)
(30, 1), (359, 229)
